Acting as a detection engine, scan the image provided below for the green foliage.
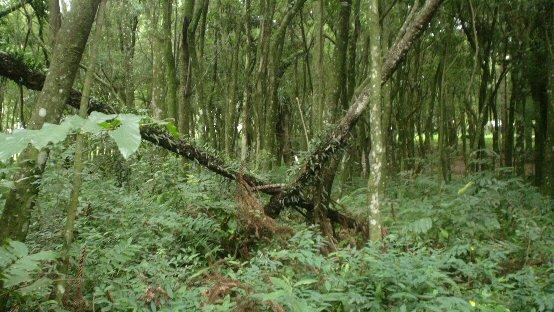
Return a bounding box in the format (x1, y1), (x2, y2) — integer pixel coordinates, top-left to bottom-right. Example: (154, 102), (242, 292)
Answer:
(0, 112), (145, 161)
(0, 240), (57, 302)
(5, 150), (553, 311)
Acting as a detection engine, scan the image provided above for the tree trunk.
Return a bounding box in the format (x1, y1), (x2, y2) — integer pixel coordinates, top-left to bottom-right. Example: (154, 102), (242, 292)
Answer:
(312, 0), (325, 133)
(367, 0), (384, 241)
(48, 0), (61, 48)
(150, 0), (166, 119)
(267, 0), (307, 164)
(178, 0), (196, 137)
(240, 0), (254, 162)
(545, 12), (553, 196)
(163, 0), (178, 124)
(528, 31), (549, 186)
(504, 70), (517, 167)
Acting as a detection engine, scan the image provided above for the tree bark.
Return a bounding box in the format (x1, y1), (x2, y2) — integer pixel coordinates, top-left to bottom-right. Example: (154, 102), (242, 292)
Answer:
(48, 0), (61, 48)
(545, 8), (553, 196)
(367, 0), (383, 241)
(150, 0), (166, 119)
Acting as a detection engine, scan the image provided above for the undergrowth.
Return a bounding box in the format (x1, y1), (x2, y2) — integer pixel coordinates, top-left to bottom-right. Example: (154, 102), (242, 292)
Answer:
(1, 145), (553, 311)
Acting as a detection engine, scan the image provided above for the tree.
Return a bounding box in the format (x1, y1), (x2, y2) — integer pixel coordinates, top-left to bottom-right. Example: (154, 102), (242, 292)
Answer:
(367, 0), (384, 241)
(0, 0), (103, 242)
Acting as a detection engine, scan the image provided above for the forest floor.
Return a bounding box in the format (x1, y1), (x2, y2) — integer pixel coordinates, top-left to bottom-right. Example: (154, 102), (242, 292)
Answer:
(2, 147), (553, 311)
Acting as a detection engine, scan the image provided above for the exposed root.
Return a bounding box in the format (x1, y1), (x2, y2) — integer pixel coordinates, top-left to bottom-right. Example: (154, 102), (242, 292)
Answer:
(235, 174), (292, 239)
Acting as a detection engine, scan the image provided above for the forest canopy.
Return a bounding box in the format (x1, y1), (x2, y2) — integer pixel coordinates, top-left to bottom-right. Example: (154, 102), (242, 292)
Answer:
(0, 0), (553, 311)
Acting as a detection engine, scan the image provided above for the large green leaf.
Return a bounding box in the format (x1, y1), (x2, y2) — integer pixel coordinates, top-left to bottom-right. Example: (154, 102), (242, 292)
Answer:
(0, 112), (144, 162)
(108, 114), (142, 159)
(81, 111), (117, 134)
(29, 123), (70, 150)
(8, 240), (29, 258)
(0, 130), (31, 162)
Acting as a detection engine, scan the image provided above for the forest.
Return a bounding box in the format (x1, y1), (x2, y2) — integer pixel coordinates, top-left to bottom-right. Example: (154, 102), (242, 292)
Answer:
(0, 0), (552, 311)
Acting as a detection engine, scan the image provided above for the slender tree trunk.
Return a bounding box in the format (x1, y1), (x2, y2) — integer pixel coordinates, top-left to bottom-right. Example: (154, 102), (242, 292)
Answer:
(163, 0), (178, 124)
(267, 0), (307, 164)
(178, 0), (196, 137)
(0, 0), (102, 242)
(123, 13), (138, 109)
(528, 37), (549, 186)
(18, 85), (24, 128)
(545, 12), (553, 196)
(241, 0), (254, 162)
(515, 74), (526, 177)
(196, 0), (210, 143)
(59, 1), (106, 299)
(150, 1), (166, 119)
(438, 53), (450, 182)
(368, 0), (383, 241)
(330, 0), (351, 113)
(225, 35), (240, 155)
(312, 0), (325, 132)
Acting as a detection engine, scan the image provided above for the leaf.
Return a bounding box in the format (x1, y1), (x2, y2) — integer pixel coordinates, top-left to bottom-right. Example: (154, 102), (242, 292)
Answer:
(458, 181), (474, 195)
(26, 251), (57, 262)
(61, 115), (87, 130)
(29, 124), (70, 149)
(256, 290), (287, 301)
(406, 218), (433, 234)
(3, 267), (31, 288)
(0, 115), (86, 162)
(82, 111), (117, 134)
(293, 279), (318, 287)
(18, 277), (52, 296)
(166, 122), (180, 139)
(0, 131), (31, 162)
(270, 277), (290, 290)
(0, 179), (15, 190)
(8, 240), (29, 258)
(108, 114), (142, 159)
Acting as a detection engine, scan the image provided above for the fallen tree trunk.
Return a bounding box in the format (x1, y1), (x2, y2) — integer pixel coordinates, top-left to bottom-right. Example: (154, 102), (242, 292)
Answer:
(264, 0), (445, 217)
(0, 51), (361, 227)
